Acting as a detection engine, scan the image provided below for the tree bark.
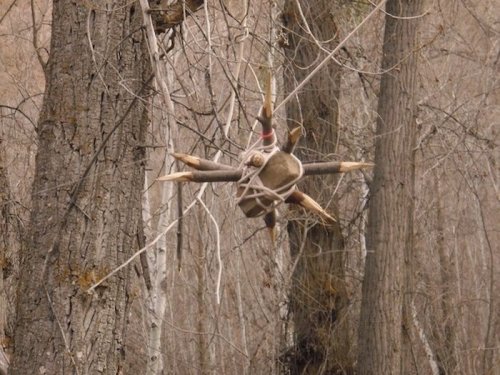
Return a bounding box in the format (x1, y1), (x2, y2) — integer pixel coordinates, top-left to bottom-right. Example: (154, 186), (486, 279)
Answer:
(11, 1), (151, 373)
(434, 177), (458, 374)
(0, 138), (18, 375)
(356, 0), (422, 374)
(281, 1), (351, 373)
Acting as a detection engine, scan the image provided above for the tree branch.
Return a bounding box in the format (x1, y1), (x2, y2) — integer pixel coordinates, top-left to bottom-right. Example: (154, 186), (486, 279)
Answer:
(158, 161), (373, 182)
(172, 153), (234, 171)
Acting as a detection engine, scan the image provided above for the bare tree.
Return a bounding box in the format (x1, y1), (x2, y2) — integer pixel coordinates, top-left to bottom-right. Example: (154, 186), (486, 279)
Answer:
(10, 1), (151, 373)
(413, 2), (500, 373)
(280, 1), (352, 373)
(357, 0), (422, 373)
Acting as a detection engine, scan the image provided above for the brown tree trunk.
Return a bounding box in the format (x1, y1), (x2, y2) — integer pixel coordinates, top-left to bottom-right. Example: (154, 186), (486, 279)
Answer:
(0, 138), (18, 375)
(281, 1), (351, 373)
(10, 1), (151, 373)
(356, 0), (422, 374)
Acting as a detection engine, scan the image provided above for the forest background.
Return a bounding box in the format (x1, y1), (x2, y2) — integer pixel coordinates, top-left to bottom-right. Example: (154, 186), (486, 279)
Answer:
(0, 0), (498, 374)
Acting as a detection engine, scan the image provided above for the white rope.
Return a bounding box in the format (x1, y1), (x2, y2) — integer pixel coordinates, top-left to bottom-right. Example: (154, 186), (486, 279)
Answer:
(237, 130), (304, 215)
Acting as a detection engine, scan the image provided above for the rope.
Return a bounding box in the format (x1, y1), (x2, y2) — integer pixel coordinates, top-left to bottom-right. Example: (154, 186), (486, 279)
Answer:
(236, 130), (304, 216)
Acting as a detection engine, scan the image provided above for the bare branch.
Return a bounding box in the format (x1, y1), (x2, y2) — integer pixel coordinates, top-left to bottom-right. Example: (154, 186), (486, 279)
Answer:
(282, 126), (302, 154)
(257, 70), (275, 145)
(285, 190), (336, 222)
(303, 161), (374, 175)
(30, 0), (47, 72)
(157, 170), (241, 182)
(157, 161), (373, 183)
(0, 0), (17, 25)
(172, 152), (233, 171)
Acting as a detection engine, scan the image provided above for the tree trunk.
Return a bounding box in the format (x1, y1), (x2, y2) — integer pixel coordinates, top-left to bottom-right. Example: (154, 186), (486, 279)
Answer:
(0, 149), (8, 375)
(434, 177), (458, 374)
(10, 1), (151, 373)
(0, 138), (19, 375)
(356, 0), (422, 374)
(281, 1), (351, 373)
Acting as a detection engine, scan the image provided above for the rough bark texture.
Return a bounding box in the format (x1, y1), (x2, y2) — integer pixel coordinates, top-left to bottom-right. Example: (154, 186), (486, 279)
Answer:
(281, 1), (351, 373)
(0, 142), (7, 374)
(10, 1), (150, 374)
(356, 0), (422, 374)
(0, 139), (17, 375)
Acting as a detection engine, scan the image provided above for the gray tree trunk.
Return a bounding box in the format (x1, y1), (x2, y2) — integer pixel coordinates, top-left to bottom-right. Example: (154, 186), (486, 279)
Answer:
(356, 0), (422, 374)
(282, 1), (352, 373)
(10, 2), (151, 374)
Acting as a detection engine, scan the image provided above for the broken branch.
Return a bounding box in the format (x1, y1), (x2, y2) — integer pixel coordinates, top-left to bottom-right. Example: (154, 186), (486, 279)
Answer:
(282, 126), (302, 154)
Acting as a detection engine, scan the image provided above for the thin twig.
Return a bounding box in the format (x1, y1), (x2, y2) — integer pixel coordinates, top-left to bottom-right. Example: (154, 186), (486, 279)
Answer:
(196, 197), (222, 304)
(176, 179), (183, 271)
(0, 0), (17, 25)
(30, 0), (47, 73)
